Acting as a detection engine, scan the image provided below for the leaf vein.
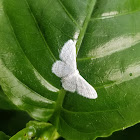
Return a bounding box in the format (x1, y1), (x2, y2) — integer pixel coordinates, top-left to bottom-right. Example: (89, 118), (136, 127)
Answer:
(3, 8), (58, 98)
(91, 9), (140, 20)
(58, 0), (81, 30)
(24, 0), (57, 60)
(76, 0), (97, 54)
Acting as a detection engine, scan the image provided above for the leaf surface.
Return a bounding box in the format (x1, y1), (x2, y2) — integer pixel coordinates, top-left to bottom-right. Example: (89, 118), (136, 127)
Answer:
(0, 87), (17, 110)
(0, 0), (140, 139)
(0, 131), (10, 140)
(10, 121), (59, 140)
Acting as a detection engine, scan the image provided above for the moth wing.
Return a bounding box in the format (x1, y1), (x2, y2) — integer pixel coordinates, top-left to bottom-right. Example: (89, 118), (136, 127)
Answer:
(61, 75), (77, 93)
(76, 75), (97, 99)
(60, 40), (77, 70)
(52, 60), (72, 78)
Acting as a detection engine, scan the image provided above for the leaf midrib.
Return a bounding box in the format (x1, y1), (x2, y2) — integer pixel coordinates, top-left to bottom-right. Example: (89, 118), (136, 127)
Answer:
(76, 0), (97, 54)
(53, 0), (97, 129)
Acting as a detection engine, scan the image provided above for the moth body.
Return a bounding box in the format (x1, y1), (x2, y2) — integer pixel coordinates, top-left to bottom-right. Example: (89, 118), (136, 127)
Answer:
(52, 40), (98, 99)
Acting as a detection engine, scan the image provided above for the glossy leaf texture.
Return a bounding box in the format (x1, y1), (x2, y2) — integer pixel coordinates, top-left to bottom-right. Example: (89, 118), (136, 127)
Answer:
(10, 121), (59, 140)
(0, 0), (140, 140)
(0, 86), (17, 110)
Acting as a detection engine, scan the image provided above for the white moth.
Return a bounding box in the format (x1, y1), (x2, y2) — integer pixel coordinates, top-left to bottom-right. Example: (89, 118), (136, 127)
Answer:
(52, 40), (97, 99)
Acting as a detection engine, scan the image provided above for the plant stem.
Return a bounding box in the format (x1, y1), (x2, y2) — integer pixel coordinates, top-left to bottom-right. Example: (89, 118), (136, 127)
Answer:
(50, 89), (66, 129)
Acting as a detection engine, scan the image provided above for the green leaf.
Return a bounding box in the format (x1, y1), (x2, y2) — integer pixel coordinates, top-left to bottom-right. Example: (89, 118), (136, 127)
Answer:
(0, 0), (60, 121)
(0, 131), (10, 140)
(98, 123), (140, 140)
(0, 87), (17, 110)
(0, 0), (140, 140)
(10, 121), (59, 140)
